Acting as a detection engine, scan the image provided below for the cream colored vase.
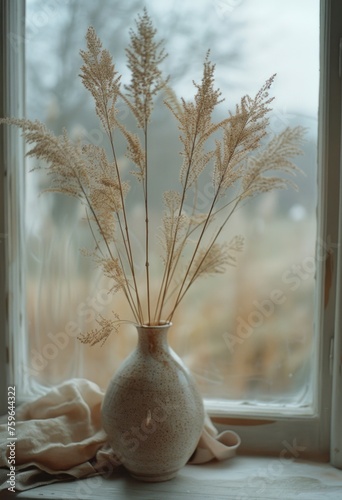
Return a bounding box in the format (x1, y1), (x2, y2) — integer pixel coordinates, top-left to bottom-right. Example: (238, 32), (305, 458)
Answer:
(101, 322), (205, 482)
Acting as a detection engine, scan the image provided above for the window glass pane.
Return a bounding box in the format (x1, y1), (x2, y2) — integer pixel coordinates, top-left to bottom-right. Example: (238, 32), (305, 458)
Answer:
(25, 0), (319, 407)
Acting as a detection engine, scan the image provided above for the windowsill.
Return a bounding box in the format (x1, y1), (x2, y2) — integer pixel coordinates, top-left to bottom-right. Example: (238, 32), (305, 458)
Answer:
(16, 455), (342, 500)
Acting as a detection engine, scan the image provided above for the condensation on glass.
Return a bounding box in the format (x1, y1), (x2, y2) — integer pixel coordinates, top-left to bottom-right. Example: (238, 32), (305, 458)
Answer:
(25, 0), (319, 407)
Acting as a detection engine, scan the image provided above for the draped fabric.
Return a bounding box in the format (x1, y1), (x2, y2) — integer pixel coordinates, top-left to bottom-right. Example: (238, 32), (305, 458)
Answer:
(0, 379), (240, 491)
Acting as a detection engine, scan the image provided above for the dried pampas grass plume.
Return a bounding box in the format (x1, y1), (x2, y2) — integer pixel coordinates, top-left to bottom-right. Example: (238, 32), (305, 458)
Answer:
(0, 10), (305, 345)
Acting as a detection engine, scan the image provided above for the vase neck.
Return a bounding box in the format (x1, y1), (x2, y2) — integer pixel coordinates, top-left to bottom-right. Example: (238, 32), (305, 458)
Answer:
(136, 324), (171, 355)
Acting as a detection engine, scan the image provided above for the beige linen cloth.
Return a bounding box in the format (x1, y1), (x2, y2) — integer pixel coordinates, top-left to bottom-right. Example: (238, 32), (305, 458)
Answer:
(0, 378), (240, 491)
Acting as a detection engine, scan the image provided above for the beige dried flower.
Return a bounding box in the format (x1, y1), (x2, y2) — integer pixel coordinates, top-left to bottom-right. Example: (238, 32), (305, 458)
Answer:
(80, 26), (121, 133)
(125, 7), (168, 128)
(78, 314), (120, 346)
(0, 10), (305, 345)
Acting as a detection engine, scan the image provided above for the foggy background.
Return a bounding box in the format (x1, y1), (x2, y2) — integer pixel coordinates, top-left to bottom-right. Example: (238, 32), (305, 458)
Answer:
(24, 0), (319, 406)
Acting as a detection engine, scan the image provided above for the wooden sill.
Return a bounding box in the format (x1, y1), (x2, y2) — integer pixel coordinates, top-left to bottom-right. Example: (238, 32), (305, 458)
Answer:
(16, 455), (342, 500)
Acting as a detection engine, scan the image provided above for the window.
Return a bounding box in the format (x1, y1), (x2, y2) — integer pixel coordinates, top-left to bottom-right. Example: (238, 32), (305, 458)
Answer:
(1, 0), (341, 465)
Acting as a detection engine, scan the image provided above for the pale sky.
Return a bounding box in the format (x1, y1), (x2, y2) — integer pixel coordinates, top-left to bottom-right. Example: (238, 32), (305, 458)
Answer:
(235, 0), (319, 118)
(149, 0), (319, 123)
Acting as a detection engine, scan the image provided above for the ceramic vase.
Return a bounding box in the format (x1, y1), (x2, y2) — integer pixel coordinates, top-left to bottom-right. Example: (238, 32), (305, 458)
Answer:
(101, 322), (204, 482)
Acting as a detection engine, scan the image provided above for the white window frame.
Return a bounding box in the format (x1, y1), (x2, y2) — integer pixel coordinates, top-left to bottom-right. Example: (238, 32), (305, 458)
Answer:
(1, 0), (341, 467)
(0, 0), (27, 415)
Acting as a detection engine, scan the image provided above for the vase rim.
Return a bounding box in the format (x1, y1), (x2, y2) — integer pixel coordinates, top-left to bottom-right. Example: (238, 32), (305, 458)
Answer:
(135, 321), (172, 329)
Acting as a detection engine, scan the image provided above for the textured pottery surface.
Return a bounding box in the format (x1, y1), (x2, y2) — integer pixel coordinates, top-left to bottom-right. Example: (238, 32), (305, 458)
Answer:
(101, 323), (205, 482)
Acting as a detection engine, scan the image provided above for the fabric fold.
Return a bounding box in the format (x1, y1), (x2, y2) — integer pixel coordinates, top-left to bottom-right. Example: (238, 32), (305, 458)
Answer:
(0, 378), (240, 492)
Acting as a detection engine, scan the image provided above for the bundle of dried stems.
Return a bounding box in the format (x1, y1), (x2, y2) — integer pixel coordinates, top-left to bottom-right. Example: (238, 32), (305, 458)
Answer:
(1, 9), (305, 345)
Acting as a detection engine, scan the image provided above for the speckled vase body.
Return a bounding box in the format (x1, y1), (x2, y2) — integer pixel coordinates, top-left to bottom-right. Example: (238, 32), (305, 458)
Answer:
(101, 323), (204, 482)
